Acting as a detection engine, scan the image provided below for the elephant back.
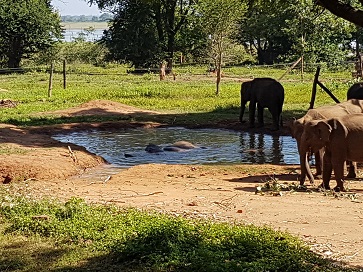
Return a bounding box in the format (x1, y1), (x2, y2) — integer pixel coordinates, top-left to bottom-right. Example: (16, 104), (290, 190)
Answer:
(347, 82), (363, 100)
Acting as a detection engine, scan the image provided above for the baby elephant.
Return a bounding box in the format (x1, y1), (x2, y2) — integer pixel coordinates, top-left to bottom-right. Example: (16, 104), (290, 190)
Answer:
(301, 114), (363, 192)
(240, 78), (284, 131)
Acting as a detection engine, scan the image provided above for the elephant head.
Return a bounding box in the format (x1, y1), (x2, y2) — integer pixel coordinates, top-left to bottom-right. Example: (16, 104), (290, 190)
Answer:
(302, 120), (333, 151)
(289, 117), (317, 184)
(298, 120), (333, 184)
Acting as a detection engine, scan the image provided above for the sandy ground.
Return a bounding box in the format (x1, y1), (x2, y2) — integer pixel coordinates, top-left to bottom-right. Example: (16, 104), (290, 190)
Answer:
(1, 100), (363, 269)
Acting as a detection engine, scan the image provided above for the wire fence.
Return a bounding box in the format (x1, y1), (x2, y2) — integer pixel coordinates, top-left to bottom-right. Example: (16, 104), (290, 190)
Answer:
(0, 60), (358, 82)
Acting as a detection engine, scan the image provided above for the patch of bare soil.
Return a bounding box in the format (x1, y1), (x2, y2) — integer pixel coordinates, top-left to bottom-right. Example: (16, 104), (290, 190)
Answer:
(1, 100), (363, 269)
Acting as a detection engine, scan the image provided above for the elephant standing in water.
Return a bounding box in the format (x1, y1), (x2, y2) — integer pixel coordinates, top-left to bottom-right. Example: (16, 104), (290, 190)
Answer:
(240, 78), (284, 131)
(289, 99), (363, 185)
(301, 114), (363, 191)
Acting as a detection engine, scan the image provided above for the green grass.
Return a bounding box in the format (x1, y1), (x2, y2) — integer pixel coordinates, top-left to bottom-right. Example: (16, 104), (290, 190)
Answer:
(0, 64), (362, 271)
(0, 63), (359, 127)
(0, 194), (358, 272)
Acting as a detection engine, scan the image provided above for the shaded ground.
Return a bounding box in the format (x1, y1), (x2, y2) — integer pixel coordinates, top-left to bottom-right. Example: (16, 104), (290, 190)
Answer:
(1, 100), (363, 269)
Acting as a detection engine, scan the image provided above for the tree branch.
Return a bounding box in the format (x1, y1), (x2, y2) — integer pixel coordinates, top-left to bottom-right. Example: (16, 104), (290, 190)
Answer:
(316, 0), (363, 27)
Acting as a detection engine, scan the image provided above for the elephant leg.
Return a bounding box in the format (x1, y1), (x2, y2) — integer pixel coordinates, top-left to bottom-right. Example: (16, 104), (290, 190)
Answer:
(346, 161), (357, 178)
(321, 151), (332, 190)
(314, 149), (324, 178)
(332, 160), (346, 192)
(268, 106), (280, 131)
(240, 101), (247, 124)
(248, 101), (256, 128)
(257, 104), (264, 128)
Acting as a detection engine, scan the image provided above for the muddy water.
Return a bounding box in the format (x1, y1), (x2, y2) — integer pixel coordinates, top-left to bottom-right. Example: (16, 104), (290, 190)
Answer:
(53, 127), (299, 169)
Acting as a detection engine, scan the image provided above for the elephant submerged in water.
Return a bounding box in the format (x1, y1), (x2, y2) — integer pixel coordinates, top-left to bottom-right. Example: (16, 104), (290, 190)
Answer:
(301, 114), (363, 191)
(240, 78), (285, 131)
(289, 99), (363, 185)
(145, 141), (202, 153)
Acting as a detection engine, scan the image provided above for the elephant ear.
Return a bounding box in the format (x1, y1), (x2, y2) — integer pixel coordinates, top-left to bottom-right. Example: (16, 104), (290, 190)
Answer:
(316, 120), (332, 142)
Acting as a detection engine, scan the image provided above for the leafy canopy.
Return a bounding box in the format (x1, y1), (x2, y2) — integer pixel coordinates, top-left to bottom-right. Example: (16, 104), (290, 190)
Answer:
(0, 0), (62, 68)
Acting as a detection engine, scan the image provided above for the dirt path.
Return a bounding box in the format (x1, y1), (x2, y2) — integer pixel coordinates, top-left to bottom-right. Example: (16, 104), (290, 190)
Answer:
(1, 100), (363, 269)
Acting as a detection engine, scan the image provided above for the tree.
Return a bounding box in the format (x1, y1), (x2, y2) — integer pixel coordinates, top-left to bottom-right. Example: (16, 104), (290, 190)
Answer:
(237, 0), (293, 64)
(0, 0), (62, 68)
(198, 0), (246, 95)
(89, 0), (196, 70)
(101, 1), (163, 67)
(237, 0), (354, 66)
(316, 0), (363, 27)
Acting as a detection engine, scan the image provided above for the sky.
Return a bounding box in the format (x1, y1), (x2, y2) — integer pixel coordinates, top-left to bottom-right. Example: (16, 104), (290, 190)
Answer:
(52, 0), (102, 16)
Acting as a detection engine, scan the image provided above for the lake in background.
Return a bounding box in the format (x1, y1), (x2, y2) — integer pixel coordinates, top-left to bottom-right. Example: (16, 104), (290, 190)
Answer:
(61, 22), (108, 42)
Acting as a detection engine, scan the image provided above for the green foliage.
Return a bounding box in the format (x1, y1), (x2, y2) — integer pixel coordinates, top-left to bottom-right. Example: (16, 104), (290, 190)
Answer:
(90, 0), (200, 68)
(0, 194), (354, 271)
(29, 41), (109, 66)
(237, 0), (355, 65)
(101, 1), (164, 67)
(0, 0), (62, 68)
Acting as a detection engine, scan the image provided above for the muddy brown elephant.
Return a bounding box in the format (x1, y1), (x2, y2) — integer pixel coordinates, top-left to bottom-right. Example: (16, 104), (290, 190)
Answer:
(289, 99), (363, 185)
(240, 78), (284, 131)
(301, 114), (363, 191)
(145, 141), (200, 153)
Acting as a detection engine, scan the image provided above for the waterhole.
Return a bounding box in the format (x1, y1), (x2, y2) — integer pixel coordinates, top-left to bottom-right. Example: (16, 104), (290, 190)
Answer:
(53, 127), (299, 169)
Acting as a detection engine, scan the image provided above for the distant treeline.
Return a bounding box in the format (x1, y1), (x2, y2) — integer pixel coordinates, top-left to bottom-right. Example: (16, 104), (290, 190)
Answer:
(61, 14), (113, 22)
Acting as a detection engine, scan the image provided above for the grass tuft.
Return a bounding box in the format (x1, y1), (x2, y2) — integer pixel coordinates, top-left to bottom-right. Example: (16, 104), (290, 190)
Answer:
(0, 193), (356, 271)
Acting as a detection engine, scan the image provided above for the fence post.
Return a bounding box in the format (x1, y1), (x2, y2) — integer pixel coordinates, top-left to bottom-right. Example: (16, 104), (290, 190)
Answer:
(48, 61), (54, 98)
(278, 56), (302, 81)
(63, 59), (67, 89)
(309, 66), (320, 109)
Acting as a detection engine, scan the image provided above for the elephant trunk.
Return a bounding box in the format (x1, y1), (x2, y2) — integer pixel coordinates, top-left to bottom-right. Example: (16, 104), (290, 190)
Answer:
(299, 142), (315, 185)
(240, 100), (247, 123)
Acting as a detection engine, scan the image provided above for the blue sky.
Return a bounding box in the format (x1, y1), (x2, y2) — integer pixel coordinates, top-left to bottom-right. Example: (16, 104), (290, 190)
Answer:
(52, 0), (102, 16)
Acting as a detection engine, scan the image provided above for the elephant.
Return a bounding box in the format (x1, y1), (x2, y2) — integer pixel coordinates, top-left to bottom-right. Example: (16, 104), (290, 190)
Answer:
(301, 113), (363, 191)
(145, 141), (201, 153)
(347, 82), (363, 100)
(240, 78), (284, 131)
(163, 141), (198, 151)
(289, 99), (363, 185)
(145, 143), (164, 153)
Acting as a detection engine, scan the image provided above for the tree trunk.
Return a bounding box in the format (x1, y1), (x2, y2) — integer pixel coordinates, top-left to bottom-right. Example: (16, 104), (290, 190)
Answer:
(7, 56), (21, 68)
(216, 50), (222, 96)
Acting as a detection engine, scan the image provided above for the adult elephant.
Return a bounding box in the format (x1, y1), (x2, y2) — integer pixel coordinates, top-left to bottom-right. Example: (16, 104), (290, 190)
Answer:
(347, 82), (363, 100)
(240, 78), (284, 131)
(301, 114), (363, 192)
(290, 99), (363, 185)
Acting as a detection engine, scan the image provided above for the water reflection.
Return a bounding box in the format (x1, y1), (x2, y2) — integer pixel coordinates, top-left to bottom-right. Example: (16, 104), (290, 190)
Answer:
(52, 127), (299, 168)
(239, 132), (284, 164)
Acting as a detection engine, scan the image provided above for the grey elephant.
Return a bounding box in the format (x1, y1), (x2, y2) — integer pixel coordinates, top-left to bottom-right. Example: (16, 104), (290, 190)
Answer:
(289, 99), (363, 185)
(301, 114), (363, 192)
(145, 141), (201, 153)
(240, 78), (284, 131)
(347, 82), (363, 100)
